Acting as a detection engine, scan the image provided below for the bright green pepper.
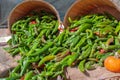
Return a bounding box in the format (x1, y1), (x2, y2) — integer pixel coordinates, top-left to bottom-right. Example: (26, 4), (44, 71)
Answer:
(52, 20), (59, 34)
(24, 71), (33, 80)
(73, 36), (86, 51)
(78, 59), (86, 72)
(27, 42), (53, 56)
(38, 55), (55, 66)
(67, 52), (79, 66)
(85, 61), (95, 70)
(70, 35), (80, 49)
(76, 23), (92, 35)
(115, 21), (120, 34)
(79, 46), (91, 60)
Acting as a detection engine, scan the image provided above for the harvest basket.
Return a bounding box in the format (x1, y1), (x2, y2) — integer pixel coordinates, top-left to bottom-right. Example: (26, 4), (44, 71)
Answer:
(64, 0), (120, 27)
(63, 0), (120, 79)
(8, 0), (60, 33)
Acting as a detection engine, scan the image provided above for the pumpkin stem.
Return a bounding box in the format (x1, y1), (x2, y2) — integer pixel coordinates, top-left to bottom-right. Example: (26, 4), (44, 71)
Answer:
(115, 52), (120, 59)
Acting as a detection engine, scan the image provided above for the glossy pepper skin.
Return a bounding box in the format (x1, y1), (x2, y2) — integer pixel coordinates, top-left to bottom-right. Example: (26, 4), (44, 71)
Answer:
(67, 52), (79, 66)
(78, 59), (86, 72)
(38, 55), (55, 66)
(27, 42), (53, 57)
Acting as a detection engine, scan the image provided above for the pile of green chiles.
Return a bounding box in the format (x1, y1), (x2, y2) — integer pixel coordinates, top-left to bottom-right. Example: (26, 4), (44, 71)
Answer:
(2, 11), (120, 80)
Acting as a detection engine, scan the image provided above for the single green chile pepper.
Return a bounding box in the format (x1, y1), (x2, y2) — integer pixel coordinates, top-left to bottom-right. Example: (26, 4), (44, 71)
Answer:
(95, 38), (108, 43)
(70, 19), (92, 29)
(52, 70), (63, 78)
(57, 30), (66, 45)
(115, 21), (120, 34)
(11, 48), (20, 57)
(28, 56), (40, 63)
(89, 43), (97, 58)
(20, 60), (30, 76)
(87, 39), (93, 46)
(85, 61), (95, 70)
(38, 55), (55, 66)
(115, 37), (120, 45)
(67, 52), (79, 66)
(106, 45), (120, 50)
(76, 23), (92, 35)
(60, 55), (71, 65)
(24, 71), (33, 80)
(92, 15), (105, 23)
(62, 29), (69, 43)
(46, 29), (52, 38)
(94, 51), (103, 60)
(31, 75), (37, 80)
(105, 37), (113, 46)
(48, 47), (58, 53)
(78, 59), (86, 72)
(73, 36), (86, 51)
(27, 42), (53, 56)
(52, 20), (59, 34)
(86, 29), (93, 39)
(12, 65), (21, 73)
(64, 35), (76, 46)
(54, 30), (65, 43)
(95, 21), (112, 28)
(52, 47), (63, 55)
(79, 46), (91, 60)
(70, 35), (80, 48)
(81, 44), (89, 51)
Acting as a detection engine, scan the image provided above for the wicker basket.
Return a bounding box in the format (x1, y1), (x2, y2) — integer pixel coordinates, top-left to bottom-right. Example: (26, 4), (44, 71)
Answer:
(63, 0), (120, 27)
(8, 0), (60, 33)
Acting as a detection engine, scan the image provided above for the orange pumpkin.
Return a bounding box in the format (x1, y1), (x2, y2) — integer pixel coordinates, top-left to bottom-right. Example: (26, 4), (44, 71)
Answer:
(104, 56), (120, 73)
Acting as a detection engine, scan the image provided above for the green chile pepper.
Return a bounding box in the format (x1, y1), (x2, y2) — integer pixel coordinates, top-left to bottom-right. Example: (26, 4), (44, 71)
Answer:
(27, 42), (53, 56)
(81, 44), (89, 51)
(85, 61), (95, 70)
(57, 30), (66, 45)
(38, 55), (55, 66)
(115, 22), (120, 34)
(11, 48), (20, 57)
(24, 71), (33, 80)
(67, 52), (79, 66)
(76, 23), (92, 35)
(70, 35), (80, 48)
(78, 59), (86, 72)
(12, 65), (21, 73)
(89, 43), (97, 58)
(52, 47), (63, 55)
(52, 20), (59, 34)
(106, 45), (120, 50)
(20, 60), (30, 76)
(79, 46), (91, 60)
(73, 36), (86, 51)
(48, 47), (58, 53)
(86, 29), (93, 39)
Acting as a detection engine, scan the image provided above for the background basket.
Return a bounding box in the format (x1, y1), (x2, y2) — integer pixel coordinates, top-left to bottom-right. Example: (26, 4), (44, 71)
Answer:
(63, 0), (120, 27)
(8, 0), (60, 33)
